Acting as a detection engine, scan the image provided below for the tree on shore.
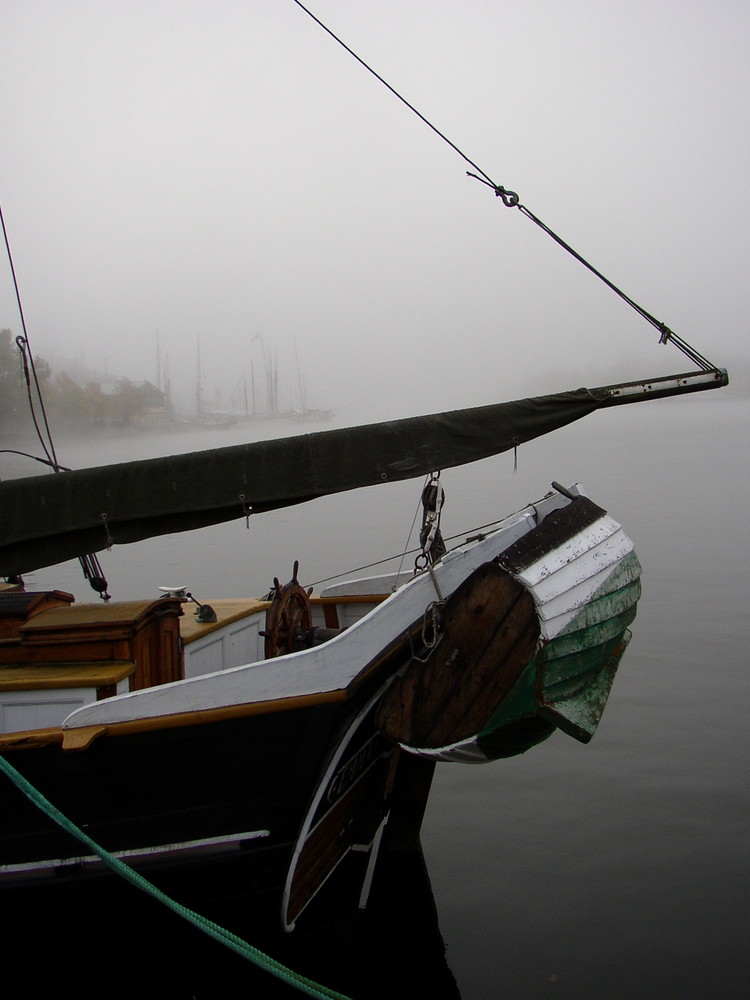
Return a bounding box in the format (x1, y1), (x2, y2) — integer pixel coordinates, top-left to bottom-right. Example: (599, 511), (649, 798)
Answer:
(0, 328), (49, 434)
(1, 328), (153, 433)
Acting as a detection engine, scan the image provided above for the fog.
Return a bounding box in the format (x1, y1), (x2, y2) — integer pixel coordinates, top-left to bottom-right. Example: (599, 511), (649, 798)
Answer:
(2, 0), (748, 430)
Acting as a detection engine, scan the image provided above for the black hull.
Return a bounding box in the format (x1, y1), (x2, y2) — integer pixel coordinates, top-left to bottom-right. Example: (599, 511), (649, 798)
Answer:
(1, 701), (450, 997)
(1, 690), (401, 923)
(2, 703), (338, 867)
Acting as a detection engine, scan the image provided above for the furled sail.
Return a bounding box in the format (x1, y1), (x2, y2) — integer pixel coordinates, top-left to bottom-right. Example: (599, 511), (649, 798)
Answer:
(0, 370), (726, 575)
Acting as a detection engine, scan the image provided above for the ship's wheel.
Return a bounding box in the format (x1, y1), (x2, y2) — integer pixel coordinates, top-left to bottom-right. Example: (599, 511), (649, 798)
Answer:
(261, 561), (313, 658)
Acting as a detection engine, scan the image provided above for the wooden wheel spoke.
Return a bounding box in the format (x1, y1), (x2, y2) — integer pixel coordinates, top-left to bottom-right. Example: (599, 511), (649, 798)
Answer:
(263, 562), (313, 658)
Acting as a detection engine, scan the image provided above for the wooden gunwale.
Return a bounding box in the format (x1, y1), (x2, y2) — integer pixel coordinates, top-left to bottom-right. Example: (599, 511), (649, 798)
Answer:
(0, 727), (64, 751)
(0, 616), (424, 752)
(0, 689), (348, 754)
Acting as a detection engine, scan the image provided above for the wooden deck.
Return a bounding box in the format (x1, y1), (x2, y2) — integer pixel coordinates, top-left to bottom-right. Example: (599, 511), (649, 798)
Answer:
(179, 598), (270, 644)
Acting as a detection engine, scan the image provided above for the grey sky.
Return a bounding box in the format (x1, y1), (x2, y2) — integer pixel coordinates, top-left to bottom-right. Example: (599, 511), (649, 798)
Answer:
(2, 0), (748, 420)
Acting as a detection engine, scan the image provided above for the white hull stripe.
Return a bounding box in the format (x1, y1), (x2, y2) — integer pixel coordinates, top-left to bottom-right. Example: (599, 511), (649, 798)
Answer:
(535, 550), (641, 626)
(540, 578), (640, 639)
(0, 827), (270, 876)
(514, 515), (623, 584)
(519, 528), (635, 603)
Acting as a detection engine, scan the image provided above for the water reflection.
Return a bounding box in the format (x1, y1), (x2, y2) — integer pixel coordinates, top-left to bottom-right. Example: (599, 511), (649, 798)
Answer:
(7, 845), (460, 999)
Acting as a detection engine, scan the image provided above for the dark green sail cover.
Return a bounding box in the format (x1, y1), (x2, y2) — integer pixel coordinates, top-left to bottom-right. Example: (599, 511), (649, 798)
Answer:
(7, 359), (726, 577)
(0, 387), (609, 574)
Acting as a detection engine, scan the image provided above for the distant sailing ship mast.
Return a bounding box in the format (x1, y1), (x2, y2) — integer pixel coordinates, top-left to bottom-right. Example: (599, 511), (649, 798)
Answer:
(195, 335), (204, 420)
(226, 333), (306, 420)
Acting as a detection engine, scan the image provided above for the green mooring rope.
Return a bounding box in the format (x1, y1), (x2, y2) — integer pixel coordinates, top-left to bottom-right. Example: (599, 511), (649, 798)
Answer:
(0, 752), (352, 1000)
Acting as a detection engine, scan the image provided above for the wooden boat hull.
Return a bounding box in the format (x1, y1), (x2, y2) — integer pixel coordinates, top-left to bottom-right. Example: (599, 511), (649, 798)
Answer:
(377, 495), (641, 762)
(0, 690), (404, 933)
(0, 485), (640, 927)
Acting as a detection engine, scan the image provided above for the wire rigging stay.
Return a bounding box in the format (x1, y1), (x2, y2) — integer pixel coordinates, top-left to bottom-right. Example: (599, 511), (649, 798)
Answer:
(290, 0), (721, 373)
(1, 202), (111, 601)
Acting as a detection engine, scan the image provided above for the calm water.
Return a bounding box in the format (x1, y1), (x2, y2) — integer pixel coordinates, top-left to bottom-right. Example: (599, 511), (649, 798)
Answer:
(8, 392), (750, 998)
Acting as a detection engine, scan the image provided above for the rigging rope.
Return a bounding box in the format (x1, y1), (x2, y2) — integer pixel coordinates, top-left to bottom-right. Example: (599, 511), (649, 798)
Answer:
(290, 0), (720, 372)
(0, 449), (71, 471)
(394, 475), (430, 586)
(0, 752), (353, 1000)
(308, 513), (514, 591)
(1, 204), (59, 470)
(1, 202), (111, 599)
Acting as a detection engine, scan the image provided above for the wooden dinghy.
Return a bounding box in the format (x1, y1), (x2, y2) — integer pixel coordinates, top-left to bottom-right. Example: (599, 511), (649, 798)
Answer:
(377, 493), (640, 762)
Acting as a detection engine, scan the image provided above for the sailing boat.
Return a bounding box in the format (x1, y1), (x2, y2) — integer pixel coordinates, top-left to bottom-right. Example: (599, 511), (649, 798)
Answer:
(0, 5), (729, 946)
(0, 367), (726, 930)
(224, 334), (332, 424)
